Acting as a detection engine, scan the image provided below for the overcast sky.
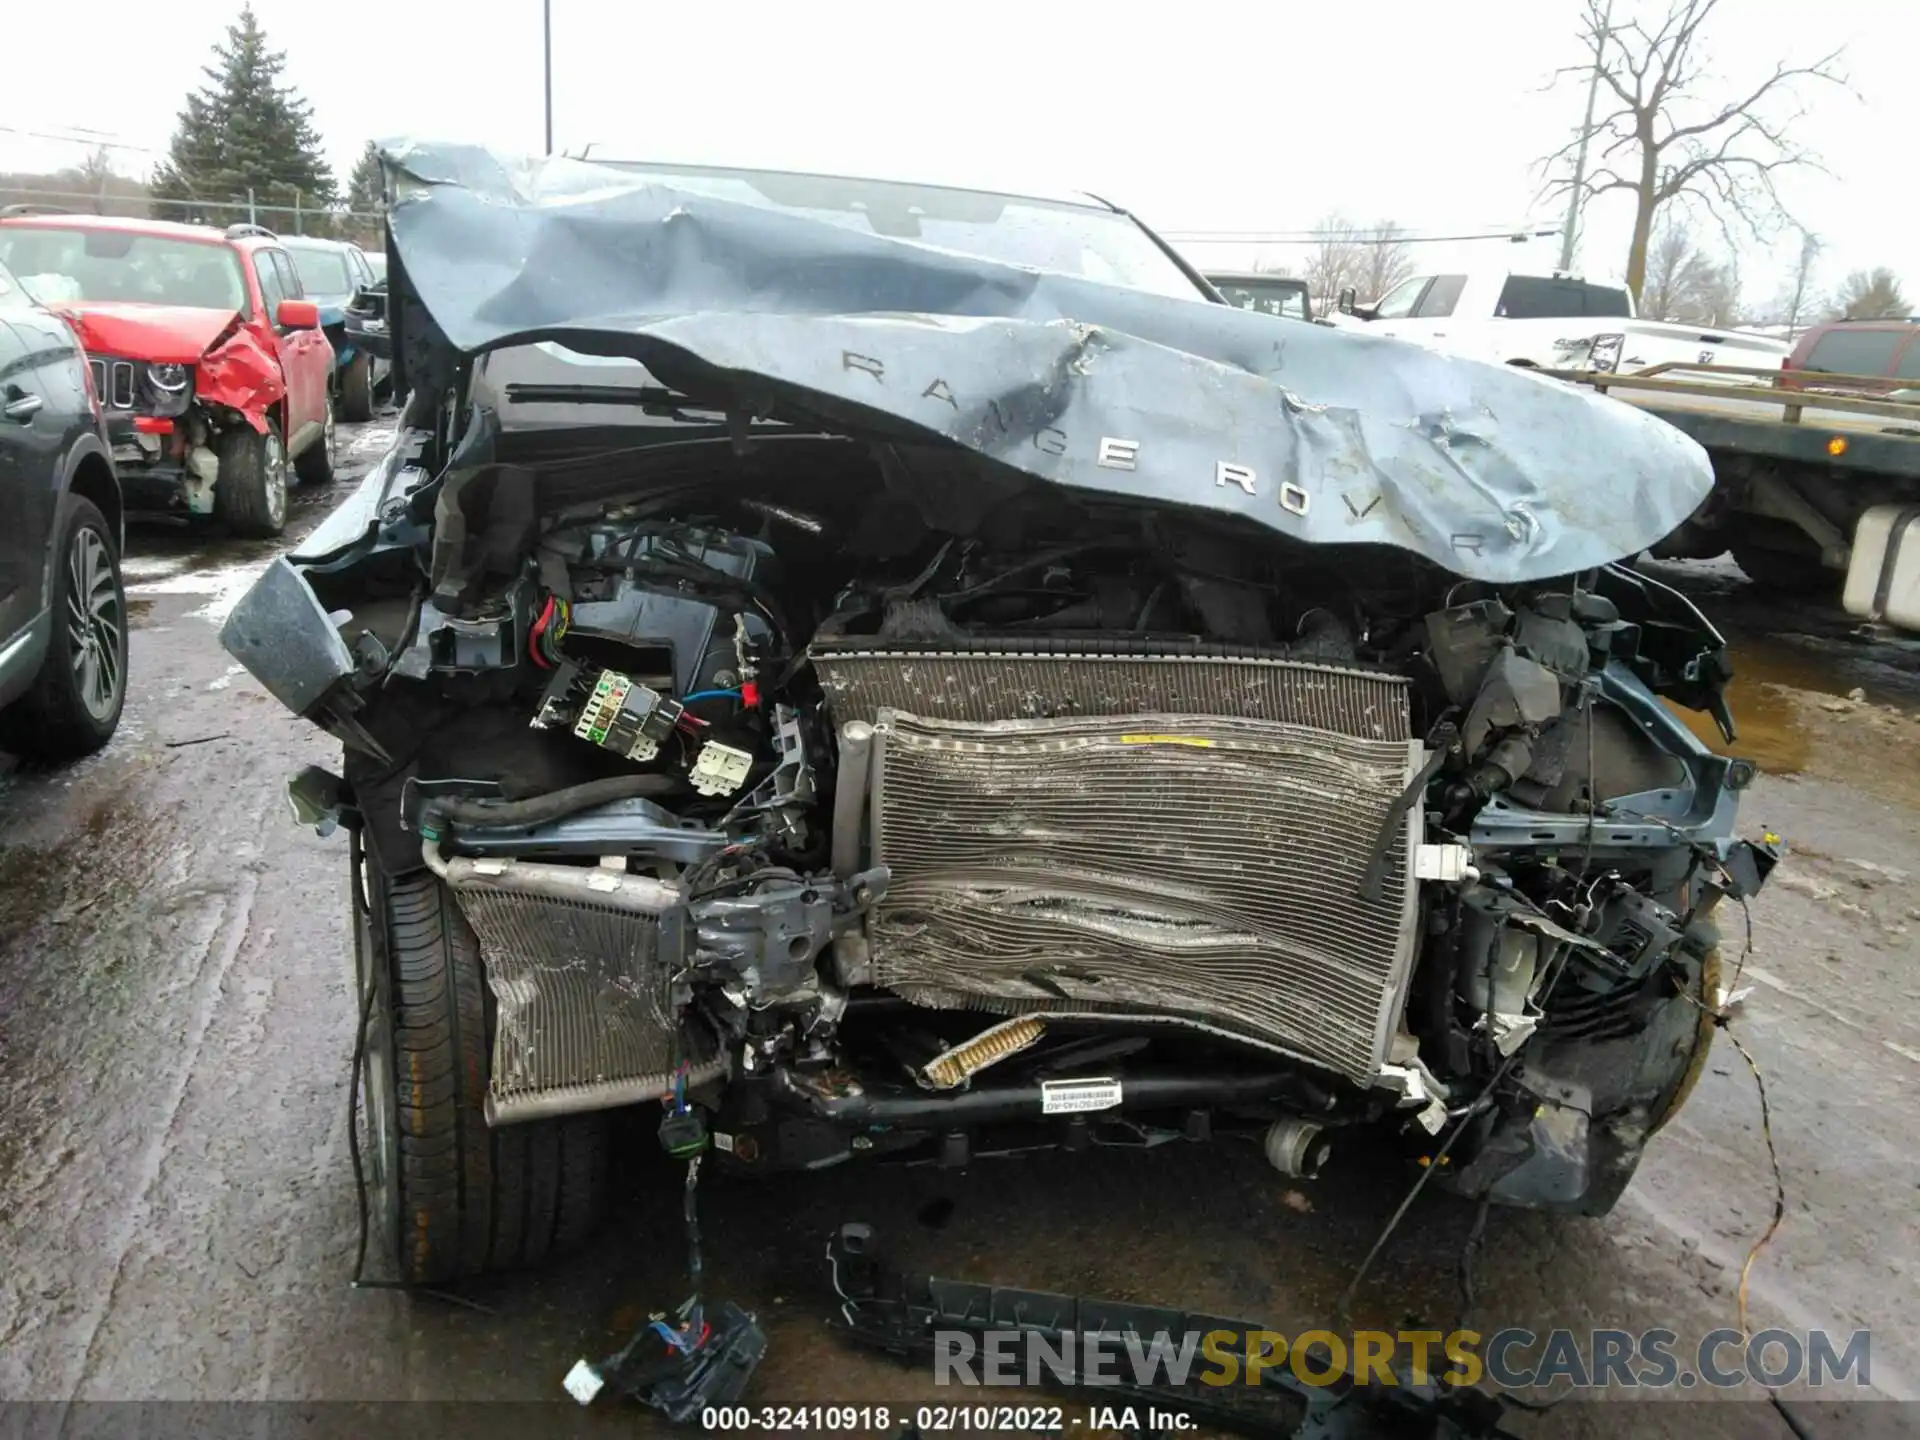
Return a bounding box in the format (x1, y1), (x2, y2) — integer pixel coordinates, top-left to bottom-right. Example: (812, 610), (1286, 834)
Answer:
(4, 0), (1912, 310)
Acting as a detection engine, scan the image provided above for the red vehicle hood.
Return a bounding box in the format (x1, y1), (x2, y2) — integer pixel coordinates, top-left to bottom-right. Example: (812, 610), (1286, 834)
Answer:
(50, 302), (241, 363)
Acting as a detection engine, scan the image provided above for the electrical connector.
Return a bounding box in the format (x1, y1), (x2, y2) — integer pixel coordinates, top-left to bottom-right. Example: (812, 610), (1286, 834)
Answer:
(689, 742), (753, 797)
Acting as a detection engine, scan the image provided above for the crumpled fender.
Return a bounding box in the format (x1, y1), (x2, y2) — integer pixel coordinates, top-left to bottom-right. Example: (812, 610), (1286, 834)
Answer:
(196, 321), (285, 433)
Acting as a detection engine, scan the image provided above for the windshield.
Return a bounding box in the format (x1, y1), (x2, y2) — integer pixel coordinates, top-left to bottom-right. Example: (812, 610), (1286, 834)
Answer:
(1496, 276), (1631, 319)
(603, 161), (1207, 302)
(285, 245), (353, 299)
(0, 225), (246, 310)
(1210, 276), (1309, 321)
(1373, 275), (1429, 320)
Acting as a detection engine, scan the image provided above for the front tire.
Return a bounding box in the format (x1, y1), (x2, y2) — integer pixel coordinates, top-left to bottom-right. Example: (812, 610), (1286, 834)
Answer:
(0, 496), (126, 761)
(357, 861), (608, 1285)
(214, 420), (289, 538)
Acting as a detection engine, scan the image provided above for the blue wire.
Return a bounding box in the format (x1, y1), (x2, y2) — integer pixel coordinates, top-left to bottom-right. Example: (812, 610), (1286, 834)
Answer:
(681, 689), (741, 704)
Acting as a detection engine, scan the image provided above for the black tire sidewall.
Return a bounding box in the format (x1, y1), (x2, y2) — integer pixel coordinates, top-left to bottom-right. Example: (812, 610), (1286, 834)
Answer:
(356, 860), (608, 1284)
(339, 352), (374, 422)
(0, 495), (126, 758)
(354, 853), (406, 1279)
(214, 419), (287, 538)
(294, 394), (335, 486)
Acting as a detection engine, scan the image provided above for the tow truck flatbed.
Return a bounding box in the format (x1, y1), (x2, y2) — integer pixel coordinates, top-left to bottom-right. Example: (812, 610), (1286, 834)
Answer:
(1546, 362), (1920, 625)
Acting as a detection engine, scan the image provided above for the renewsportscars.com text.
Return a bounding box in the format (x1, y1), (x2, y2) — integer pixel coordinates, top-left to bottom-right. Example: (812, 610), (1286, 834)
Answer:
(934, 1326), (1872, 1391)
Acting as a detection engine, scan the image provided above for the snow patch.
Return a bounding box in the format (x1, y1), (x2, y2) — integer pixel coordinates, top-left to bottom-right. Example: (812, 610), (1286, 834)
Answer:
(126, 558), (273, 625)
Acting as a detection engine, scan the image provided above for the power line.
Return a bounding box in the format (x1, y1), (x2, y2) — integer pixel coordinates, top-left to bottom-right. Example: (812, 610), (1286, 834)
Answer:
(0, 123), (162, 155)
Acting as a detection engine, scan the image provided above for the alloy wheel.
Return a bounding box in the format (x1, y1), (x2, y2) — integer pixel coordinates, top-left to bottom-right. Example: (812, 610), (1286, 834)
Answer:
(65, 526), (123, 723)
(264, 432), (288, 529)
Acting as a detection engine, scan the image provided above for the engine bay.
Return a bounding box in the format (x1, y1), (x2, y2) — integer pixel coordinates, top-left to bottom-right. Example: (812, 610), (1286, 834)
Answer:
(260, 434), (1775, 1210)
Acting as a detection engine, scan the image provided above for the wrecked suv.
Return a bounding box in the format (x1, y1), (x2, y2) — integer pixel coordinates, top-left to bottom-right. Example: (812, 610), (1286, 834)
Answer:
(221, 146), (1775, 1285)
(0, 213), (336, 537)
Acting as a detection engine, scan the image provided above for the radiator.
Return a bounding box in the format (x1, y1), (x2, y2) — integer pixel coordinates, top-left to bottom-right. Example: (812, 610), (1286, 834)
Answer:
(444, 863), (719, 1124)
(813, 640), (1409, 741)
(864, 707), (1424, 1084)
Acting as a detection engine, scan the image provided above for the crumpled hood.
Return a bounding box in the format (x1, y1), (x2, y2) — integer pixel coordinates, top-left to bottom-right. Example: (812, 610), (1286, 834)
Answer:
(51, 302), (239, 364)
(379, 140), (1713, 584)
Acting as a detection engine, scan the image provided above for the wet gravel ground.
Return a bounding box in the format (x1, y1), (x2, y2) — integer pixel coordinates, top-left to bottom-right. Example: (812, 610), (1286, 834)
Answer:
(2, 425), (1916, 1438)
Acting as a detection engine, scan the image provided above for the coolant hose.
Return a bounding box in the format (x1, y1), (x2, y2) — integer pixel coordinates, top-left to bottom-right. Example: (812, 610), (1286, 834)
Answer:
(424, 774), (680, 834)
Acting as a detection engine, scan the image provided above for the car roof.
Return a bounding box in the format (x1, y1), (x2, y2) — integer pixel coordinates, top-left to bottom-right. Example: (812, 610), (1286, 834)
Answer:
(1801, 317), (1920, 331)
(277, 235), (358, 253)
(0, 211), (231, 245)
(1789, 317), (1920, 356)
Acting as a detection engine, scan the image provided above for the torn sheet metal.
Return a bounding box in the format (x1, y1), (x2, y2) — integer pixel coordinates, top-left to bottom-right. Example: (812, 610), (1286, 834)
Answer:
(375, 139), (1712, 584)
(53, 303), (285, 431)
(195, 325), (286, 432)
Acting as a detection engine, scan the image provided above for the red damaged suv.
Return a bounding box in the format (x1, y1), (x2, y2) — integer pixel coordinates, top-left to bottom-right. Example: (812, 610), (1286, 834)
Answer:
(0, 212), (336, 537)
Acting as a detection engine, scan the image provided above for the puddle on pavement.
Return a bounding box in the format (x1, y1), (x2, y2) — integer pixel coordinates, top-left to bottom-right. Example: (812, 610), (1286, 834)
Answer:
(1667, 637), (1920, 778)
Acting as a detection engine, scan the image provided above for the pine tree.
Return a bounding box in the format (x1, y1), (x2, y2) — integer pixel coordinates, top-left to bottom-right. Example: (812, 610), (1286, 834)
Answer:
(346, 143), (385, 217)
(150, 6), (338, 227)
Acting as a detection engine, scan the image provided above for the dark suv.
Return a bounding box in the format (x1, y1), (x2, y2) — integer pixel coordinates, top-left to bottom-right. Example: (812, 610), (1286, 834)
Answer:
(0, 255), (127, 761)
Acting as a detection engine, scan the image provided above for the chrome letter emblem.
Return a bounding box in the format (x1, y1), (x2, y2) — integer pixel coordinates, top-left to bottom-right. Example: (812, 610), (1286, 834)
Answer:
(1216, 462), (1257, 496)
(1096, 437), (1139, 471)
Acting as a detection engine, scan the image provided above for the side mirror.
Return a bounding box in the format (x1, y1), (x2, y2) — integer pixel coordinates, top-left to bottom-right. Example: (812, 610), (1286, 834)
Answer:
(1337, 287), (1357, 316)
(276, 298), (320, 330)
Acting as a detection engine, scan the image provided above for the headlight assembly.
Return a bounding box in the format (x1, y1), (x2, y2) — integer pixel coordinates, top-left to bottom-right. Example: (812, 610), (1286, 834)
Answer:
(144, 362), (194, 416)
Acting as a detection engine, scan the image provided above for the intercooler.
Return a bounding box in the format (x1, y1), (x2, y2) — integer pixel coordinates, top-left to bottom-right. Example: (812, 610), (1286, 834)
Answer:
(439, 860), (720, 1125)
(816, 644), (1423, 1085)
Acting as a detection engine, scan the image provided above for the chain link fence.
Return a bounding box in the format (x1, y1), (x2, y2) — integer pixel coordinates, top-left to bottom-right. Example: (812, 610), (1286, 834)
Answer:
(0, 183), (384, 247)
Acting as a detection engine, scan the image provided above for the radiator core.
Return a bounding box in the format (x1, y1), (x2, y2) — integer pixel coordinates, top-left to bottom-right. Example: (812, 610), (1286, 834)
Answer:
(865, 705), (1423, 1084)
(451, 885), (715, 1124)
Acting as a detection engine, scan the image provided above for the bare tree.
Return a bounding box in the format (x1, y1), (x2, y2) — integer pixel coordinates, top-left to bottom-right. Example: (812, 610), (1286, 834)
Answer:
(1302, 213), (1365, 312)
(1829, 268), (1911, 321)
(1360, 221), (1415, 306)
(1538, 0), (1847, 304)
(1696, 254), (1742, 327)
(1773, 230), (1822, 334)
(54, 147), (119, 213)
(1638, 221), (1743, 324)
(1639, 223), (1700, 320)
(1301, 214), (1416, 311)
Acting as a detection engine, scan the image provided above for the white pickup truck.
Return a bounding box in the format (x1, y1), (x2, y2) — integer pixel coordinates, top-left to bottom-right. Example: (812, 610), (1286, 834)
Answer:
(1329, 271), (1789, 376)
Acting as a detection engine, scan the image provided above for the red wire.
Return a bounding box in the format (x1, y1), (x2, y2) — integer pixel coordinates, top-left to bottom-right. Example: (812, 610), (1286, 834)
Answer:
(529, 595), (556, 669)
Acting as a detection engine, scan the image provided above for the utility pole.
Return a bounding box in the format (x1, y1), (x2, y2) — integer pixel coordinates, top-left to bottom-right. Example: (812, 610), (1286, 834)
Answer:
(543, 0), (554, 155)
(1557, 0), (1613, 275)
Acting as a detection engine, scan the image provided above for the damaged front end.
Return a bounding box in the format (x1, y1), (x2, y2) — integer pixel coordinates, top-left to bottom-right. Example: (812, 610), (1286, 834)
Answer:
(66, 309), (285, 518)
(224, 143), (1773, 1235)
